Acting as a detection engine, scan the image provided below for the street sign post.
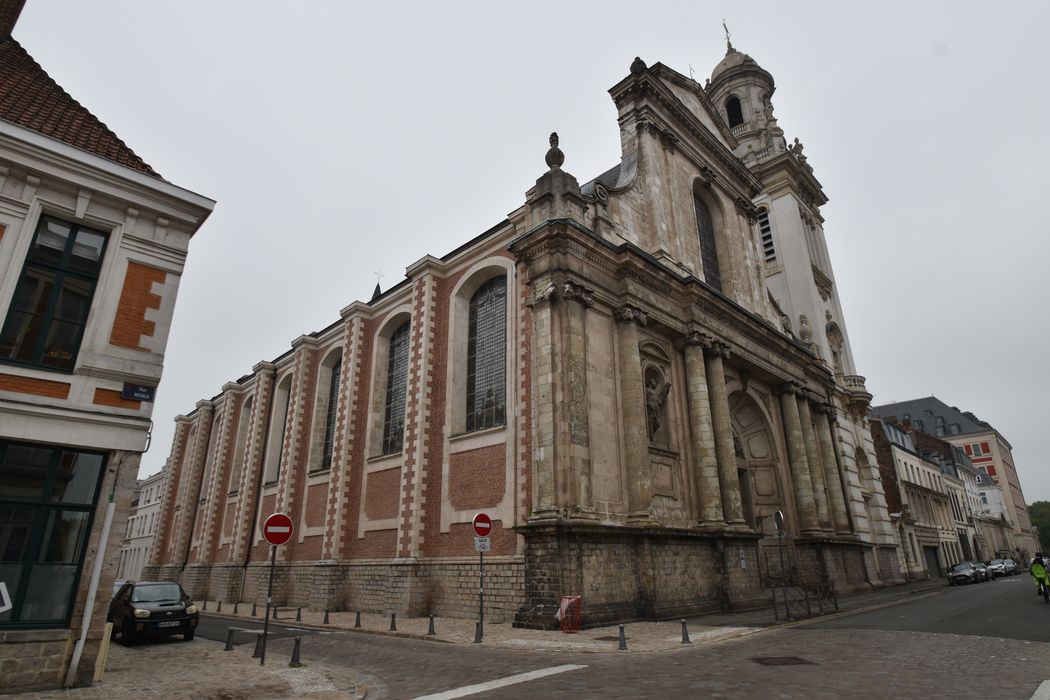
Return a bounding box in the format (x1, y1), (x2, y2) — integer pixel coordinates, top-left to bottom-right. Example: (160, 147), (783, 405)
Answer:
(471, 513), (492, 642)
(260, 513), (293, 666)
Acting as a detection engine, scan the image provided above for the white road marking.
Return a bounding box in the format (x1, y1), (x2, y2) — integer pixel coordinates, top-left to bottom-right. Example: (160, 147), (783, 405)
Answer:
(1031, 680), (1050, 700)
(412, 664), (587, 699)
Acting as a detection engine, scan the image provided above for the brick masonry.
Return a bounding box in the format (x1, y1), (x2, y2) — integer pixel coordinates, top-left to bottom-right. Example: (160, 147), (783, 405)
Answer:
(109, 261), (166, 350)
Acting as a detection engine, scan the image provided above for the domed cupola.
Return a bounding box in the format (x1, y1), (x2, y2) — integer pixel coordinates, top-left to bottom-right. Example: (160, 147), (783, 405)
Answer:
(706, 39), (786, 163)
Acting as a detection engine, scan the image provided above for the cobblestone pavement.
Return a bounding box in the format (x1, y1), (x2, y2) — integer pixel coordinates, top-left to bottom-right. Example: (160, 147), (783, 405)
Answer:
(11, 579), (998, 699)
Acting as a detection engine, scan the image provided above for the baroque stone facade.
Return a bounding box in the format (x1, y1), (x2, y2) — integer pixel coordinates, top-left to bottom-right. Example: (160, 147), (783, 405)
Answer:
(148, 45), (902, 629)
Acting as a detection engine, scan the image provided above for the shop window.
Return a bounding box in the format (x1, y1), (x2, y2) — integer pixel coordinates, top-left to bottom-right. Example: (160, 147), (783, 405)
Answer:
(0, 440), (105, 628)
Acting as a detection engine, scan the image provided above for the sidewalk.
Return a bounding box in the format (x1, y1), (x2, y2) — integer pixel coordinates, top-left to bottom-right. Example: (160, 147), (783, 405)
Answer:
(11, 578), (947, 699)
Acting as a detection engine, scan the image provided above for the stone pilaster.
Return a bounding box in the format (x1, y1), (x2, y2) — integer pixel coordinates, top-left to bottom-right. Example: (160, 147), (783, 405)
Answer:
(704, 341), (745, 527)
(561, 281), (596, 519)
(779, 384), (820, 534)
(797, 396), (832, 532)
(616, 304), (654, 523)
(324, 315), (363, 560)
(815, 403), (852, 534)
(230, 363), (275, 564)
(527, 282), (559, 521)
(679, 331), (723, 527)
(172, 401), (214, 567)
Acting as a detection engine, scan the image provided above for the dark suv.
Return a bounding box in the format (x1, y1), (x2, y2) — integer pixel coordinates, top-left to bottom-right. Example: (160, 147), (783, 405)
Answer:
(108, 580), (199, 643)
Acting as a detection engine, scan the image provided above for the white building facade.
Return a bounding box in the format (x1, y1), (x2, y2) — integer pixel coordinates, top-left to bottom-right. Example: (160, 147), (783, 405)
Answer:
(117, 468), (166, 581)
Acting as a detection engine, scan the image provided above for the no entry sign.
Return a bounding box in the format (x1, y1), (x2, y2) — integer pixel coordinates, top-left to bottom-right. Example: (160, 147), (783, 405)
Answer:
(472, 513), (492, 538)
(262, 512), (293, 546)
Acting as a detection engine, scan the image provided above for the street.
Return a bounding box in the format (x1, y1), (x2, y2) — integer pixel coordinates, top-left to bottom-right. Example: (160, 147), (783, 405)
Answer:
(182, 576), (1050, 699)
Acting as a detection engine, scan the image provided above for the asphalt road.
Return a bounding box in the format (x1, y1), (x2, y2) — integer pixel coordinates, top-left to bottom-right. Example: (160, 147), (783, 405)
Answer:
(809, 573), (1050, 642)
(195, 578), (1050, 699)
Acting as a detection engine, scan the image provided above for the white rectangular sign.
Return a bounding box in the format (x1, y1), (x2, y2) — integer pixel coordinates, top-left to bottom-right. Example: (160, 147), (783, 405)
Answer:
(474, 536), (491, 553)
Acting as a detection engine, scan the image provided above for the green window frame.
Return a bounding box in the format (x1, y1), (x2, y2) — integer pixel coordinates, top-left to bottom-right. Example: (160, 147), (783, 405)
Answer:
(0, 216), (108, 372)
(0, 440), (106, 629)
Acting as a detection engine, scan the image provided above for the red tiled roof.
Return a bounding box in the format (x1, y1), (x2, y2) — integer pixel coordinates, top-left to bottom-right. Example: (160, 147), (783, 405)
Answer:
(0, 36), (160, 178)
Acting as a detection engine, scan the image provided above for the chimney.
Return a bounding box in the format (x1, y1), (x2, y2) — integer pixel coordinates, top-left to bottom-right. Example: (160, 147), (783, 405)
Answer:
(0, 0), (26, 38)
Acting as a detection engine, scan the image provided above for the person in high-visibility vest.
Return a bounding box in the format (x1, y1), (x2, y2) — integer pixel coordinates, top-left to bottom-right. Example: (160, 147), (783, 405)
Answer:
(1030, 552), (1049, 595)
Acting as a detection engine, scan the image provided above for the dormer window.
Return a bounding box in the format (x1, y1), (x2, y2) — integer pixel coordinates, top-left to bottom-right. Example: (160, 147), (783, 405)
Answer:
(726, 96), (744, 128)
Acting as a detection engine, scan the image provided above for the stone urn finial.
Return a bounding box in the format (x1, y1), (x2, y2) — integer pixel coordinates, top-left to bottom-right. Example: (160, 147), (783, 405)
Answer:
(799, 314), (812, 344)
(545, 132), (564, 170)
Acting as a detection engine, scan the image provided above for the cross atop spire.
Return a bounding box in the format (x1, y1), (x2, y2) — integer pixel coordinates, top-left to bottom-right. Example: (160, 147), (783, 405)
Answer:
(722, 19), (735, 53)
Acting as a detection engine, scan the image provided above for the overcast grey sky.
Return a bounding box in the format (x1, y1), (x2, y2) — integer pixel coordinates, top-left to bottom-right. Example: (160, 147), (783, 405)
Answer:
(15, 2), (1050, 501)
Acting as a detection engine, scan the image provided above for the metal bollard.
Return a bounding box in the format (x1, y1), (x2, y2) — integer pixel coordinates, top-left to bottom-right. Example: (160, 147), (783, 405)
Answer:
(296, 607), (302, 622)
(233, 602), (239, 615)
(389, 612), (397, 631)
(224, 627), (236, 651)
(427, 614), (436, 636)
(354, 610), (361, 628)
(323, 609), (330, 625)
(202, 600), (208, 611)
(474, 620), (482, 644)
(289, 637), (302, 668)
(252, 633), (264, 658)
(681, 619), (691, 644)
(217, 601), (222, 613)
(618, 624), (627, 651)
(272, 605), (279, 620)
(251, 602), (257, 617)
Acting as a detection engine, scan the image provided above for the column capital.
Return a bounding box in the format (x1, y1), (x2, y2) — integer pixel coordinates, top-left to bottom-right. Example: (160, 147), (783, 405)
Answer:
(615, 304), (648, 326)
(560, 280), (595, 308)
(528, 280), (558, 307)
(676, 329), (710, 351)
(704, 338), (731, 359)
(779, 381), (804, 397)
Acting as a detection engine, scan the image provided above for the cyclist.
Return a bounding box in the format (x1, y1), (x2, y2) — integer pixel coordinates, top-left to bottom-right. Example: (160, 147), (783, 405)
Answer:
(1031, 552), (1049, 596)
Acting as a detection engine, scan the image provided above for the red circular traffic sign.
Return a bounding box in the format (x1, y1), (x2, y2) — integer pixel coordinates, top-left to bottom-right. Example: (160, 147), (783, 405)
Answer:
(472, 513), (492, 537)
(262, 512), (294, 546)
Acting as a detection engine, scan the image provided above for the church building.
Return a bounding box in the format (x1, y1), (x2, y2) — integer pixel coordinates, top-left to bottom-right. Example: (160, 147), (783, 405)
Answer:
(147, 42), (902, 627)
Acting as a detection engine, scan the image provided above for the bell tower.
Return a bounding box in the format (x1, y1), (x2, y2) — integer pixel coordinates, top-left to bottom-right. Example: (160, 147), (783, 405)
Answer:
(705, 37), (787, 165)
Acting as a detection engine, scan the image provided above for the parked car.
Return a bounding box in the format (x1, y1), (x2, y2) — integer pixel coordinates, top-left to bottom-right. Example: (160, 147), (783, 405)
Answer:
(108, 580), (198, 643)
(1003, 559), (1020, 575)
(110, 579), (126, 596)
(972, 563), (991, 582)
(948, 562), (979, 585)
(986, 559), (1007, 578)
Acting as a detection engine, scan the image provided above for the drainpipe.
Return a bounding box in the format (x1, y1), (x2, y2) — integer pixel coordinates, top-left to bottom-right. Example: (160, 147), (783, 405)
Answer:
(65, 453), (125, 687)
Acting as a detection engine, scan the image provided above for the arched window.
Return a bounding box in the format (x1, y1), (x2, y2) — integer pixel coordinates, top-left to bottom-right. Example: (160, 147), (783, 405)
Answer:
(228, 395), (253, 494)
(263, 374), (292, 483)
(382, 322), (410, 454)
(726, 96), (744, 128)
(693, 193), (722, 292)
(757, 208), (776, 263)
(466, 277), (507, 431)
(320, 358), (341, 470)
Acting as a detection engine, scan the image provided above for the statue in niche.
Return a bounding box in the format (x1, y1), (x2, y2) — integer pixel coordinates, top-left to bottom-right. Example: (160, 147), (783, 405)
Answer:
(644, 368), (671, 441)
(798, 314), (813, 345)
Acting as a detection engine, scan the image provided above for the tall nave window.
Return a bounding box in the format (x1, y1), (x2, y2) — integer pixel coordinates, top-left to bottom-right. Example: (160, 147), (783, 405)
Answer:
(466, 277), (506, 432)
(693, 193), (722, 293)
(382, 322), (410, 454)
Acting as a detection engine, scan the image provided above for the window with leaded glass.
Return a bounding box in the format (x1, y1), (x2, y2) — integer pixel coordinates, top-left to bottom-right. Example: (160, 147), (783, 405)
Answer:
(0, 440), (105, 628)
(382, 323), (410, 454)
(693, 193), (722, 292)
(0, 216), (108, 371)
(466, 277), (506, 432)
(320, 359), (341, 470)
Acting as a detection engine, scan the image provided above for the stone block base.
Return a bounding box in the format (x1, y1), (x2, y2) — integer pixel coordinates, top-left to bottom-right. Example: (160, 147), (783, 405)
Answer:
(513, 522), (766, 629)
